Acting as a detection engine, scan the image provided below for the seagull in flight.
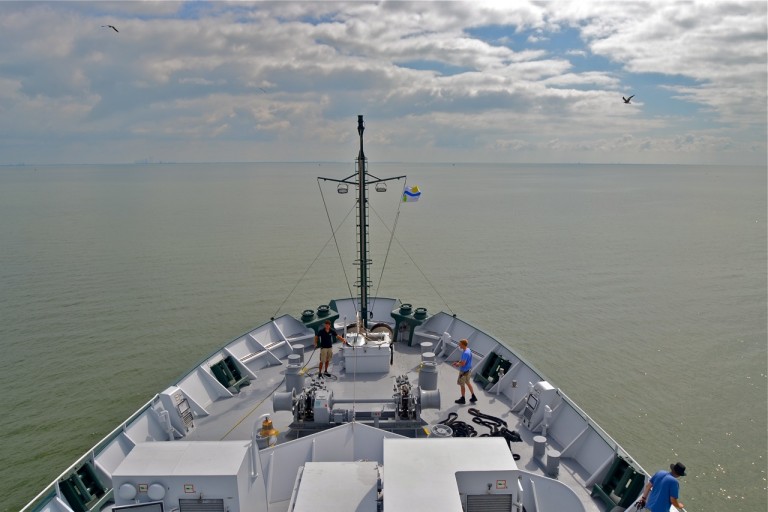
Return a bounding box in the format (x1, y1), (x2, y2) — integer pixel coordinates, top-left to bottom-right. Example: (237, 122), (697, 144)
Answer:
(102, 25), (119, 33)
(622, 95), (635, 104)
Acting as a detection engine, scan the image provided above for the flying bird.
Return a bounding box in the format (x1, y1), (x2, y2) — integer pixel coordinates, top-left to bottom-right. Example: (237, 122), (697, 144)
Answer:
(622, 95), (635, 104)
(102, 25), (119, 33)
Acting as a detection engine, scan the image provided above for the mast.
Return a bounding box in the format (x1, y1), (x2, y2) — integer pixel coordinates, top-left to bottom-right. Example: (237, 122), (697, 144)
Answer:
(357, 115), (370, 327)
(317, 116), (405, 330)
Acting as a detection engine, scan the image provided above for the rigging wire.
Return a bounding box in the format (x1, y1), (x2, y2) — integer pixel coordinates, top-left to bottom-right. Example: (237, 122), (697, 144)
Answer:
(317, 179), (358, 317)
(274, 176), (455, 320)
(368, 201), (455, 316)
(396, 236), (455, 315)
(369, 195), (403, 313)
(271, 185), (357, 319)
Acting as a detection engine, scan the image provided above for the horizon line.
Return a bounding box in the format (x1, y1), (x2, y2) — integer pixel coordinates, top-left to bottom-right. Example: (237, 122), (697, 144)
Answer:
(1, 160), (763, 168)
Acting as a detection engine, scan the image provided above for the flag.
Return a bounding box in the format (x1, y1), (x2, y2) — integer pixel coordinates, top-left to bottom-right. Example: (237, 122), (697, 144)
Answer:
(402, 185), (421, 202)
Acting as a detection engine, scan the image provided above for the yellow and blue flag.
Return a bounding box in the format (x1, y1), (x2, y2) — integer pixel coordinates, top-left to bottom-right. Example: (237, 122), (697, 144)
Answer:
(402, 185), (421, 202)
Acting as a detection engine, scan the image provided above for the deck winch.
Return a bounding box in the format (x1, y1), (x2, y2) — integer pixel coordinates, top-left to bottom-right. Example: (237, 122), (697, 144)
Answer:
(393, 374), (418, 419)
(273, 374), (440, 434)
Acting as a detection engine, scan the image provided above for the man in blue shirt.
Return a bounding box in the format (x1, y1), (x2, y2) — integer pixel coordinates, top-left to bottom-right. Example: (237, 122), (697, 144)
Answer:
(451, 339), (477, 405)
(639, 461), (686, 512)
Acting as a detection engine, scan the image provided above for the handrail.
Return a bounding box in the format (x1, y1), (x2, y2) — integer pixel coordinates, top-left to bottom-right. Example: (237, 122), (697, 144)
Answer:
(432, 309), (651, 477)
(21, 314), (323, 511)
(555, 387), (649, 475)
(21, 394), (159, 511)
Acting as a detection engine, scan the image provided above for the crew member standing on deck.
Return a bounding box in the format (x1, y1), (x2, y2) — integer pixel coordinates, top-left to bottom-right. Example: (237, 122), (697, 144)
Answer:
(638, 462), (687, 511)
(315, 320), (346, 377)
(452, 339), (478, 404)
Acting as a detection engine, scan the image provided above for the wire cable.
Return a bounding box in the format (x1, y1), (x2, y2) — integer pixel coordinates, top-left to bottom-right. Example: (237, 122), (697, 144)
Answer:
(370, 193), (404, 313)
(317, 178), (358, 316)
(271, 184), (357, 319)
(368, 198), (455, 316)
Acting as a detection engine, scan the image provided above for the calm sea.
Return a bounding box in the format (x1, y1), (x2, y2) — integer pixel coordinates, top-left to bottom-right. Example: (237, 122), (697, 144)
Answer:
(0, 162), (765, 511)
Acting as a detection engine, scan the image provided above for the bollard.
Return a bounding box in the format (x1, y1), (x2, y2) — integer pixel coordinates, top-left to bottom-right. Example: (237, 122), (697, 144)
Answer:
(546, 449), (561, 478)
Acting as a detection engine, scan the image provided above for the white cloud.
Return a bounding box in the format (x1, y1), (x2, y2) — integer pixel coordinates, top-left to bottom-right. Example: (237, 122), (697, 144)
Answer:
(553, 0), (767, 128)
(0, 0), (764, 165)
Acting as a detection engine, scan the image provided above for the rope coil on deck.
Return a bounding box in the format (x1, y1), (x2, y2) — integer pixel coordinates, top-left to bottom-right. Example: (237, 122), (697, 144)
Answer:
(438, 412), (478, 437)
(438, 408), (523, 460)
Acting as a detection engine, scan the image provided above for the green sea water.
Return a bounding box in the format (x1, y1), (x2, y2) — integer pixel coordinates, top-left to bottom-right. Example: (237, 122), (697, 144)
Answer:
(0, 162), (765, 511)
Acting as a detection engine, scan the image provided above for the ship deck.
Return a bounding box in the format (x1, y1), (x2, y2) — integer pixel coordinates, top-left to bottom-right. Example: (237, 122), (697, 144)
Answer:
(25, 306), (648, 512)
(184, 335), (616, 512)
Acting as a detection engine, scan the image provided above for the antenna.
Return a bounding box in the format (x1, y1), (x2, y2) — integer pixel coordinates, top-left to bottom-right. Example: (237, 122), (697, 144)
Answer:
(318, 116), (405, 328)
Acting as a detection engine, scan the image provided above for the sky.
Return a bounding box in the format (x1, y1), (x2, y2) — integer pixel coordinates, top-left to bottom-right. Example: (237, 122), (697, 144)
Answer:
(0, 1), (766, 166)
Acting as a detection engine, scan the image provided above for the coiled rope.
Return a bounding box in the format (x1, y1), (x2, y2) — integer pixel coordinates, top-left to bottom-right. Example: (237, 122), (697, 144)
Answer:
(438, 408), (523, 459)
